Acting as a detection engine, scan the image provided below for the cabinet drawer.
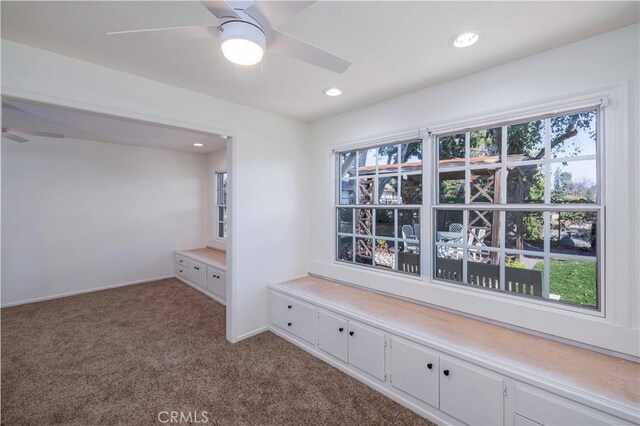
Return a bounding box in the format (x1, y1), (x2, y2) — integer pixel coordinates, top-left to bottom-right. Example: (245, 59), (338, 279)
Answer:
(390, 337), (439, 408)
(318, 311), (348, 362)
(175, 263), (190, 280)
(206, 267), (225, 298)
(440, 355), (504, 426)
(270, 292), (317, 344)
(189, 261), (206, 288)
(516, 386), (616, 425)
(175, 254), (190, 267)
(348, 320), (386, 381)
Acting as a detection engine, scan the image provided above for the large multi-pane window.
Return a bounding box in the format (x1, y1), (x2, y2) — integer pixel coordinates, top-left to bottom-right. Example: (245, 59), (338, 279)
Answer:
(433, 107), (601, 309)
(216, 172), (227, 239)
(336, 139), (423, 275)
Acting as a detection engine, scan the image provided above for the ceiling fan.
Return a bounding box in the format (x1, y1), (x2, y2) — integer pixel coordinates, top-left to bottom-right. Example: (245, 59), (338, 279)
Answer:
(106, 1), (351, 74)
(2, 127), (65, 143)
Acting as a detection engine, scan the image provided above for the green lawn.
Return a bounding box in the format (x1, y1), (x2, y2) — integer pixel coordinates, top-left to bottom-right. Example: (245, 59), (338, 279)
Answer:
(533, 259), (597, 307)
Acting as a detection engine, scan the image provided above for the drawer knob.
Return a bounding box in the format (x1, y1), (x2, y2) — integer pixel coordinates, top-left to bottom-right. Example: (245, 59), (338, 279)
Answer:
(443, 369), (450, 376)
(338, 327), (344, 332)
(427, 363), (433, 370)
(287, 322), (292, 327)
(349, 331), (354, 336)
(287, 305), (292, 309)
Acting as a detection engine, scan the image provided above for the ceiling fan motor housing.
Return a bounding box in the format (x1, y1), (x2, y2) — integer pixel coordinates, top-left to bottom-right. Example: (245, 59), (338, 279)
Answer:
(219, 12), (266, 65)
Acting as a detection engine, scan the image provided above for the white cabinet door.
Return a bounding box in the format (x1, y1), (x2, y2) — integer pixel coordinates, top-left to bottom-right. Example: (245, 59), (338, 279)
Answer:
(390, 337), (439, 408)
(190, 261), (206, 288)
(206, 266), (225, 298)
(347, 320), (386, 381)
(318, 311), (348, 362)
(270, 292), (292, 331)
(288, 301), (317, 345)
(440, 355), (504, 426)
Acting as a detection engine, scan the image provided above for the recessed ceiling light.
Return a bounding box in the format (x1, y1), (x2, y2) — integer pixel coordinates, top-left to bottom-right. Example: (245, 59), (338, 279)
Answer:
(324, 88), (342, 97)
(452, 31), (479, 48)
(193, 143), (204, 147)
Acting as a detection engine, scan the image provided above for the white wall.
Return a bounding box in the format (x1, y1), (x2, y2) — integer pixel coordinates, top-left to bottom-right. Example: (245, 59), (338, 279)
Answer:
(1, 39), (309, 342)
(206, 148), (227, 251)
(308, 24), (640, 356)
(1, 137), (208, 305)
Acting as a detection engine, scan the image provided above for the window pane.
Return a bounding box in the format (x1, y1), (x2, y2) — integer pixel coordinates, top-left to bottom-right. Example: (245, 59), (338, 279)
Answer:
(435, 249), (463, 281)
(340, 152), (357, 178)
(551, 110), (597, 159)
(438, 133), (465, 168)
(375, 209), (395, 237)
(398, 209), (420, 240)
(550, 160), (597, 204)
(218, 221), (225, 239)
(439, 171), (465, 204)
(550, 211), (597, 257)
(470, 128), (501, 163)
(400, 141), (422, 173)
(505, 254), (544, 297)
(337, 208), (353, 234)
(378, 176), (398, 205)
(507, 164), (545, 204)
(355, 238), (373, 265)
(339, 179), (356, 205)
(507, 120), (545, 161)
(375, 239), (396, 270)
(358, 149), (377, 176)
(355, 208), (373, 235)
(398, 241), (420, 275)
(505, 211), (544, 252)
(401, 174), (422, 204)
(435, 210), (464, 243)
(549, 258), (597, 308)
(357, 177), (375, 204)
(337, 236), (354, 262)
(377, 145), (398, 173)
(469, 210), (499, 248)
(469, 169), (498, 203)
(467, 250), (501, 288)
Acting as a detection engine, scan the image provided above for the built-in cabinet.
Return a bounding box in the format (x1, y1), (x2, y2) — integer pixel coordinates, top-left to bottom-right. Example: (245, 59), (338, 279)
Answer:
(175, 252), (226, 304)
(268, 286), (635, 426)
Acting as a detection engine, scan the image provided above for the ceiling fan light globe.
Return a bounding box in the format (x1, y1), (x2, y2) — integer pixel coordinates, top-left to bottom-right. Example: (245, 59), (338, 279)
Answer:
(219, 21), (266, 66)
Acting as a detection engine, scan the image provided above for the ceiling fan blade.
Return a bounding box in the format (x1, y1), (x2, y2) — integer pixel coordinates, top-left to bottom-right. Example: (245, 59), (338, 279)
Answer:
(245, 1), (315, 28)
(16, 129), (65, 139)
(107, 25), (218, 41)
(270, 31), (351, 74)
(200, 1), (239, 19)
(2, 132), (28, 143)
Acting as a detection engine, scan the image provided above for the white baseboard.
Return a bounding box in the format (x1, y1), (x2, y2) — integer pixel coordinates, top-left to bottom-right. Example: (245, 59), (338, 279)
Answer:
(1, 275), (174, 308)
(234, 326), (268, 342)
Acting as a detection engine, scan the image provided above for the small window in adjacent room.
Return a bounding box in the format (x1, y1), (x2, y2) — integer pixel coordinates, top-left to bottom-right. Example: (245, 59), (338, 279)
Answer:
(216, 171), (227, 239)
(433, 107), (602, 310)
(336, 139), (423, 275)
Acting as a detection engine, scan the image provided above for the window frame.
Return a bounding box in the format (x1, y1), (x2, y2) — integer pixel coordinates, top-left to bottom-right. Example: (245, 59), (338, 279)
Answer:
(430, 103), (605, 315)
(215, 171), (227, 239)
(334, 138), (424, 277)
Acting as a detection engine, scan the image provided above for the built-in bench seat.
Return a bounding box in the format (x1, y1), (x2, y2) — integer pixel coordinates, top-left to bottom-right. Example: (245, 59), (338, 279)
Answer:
(268, 275), (639, 425)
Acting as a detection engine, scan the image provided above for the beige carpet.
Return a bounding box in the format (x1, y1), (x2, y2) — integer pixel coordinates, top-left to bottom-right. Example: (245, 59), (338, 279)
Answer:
(2, 278), (433, 425)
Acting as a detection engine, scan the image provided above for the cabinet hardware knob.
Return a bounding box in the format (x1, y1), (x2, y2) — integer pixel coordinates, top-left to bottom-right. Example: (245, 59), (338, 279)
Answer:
(287, 305), (292, 309)
(443, 369), (450, 376)
(427, 363), (433, 370)
(287, 322), (292, 327)
(349, 331), (354, 336)
(338, 327), (344, 332)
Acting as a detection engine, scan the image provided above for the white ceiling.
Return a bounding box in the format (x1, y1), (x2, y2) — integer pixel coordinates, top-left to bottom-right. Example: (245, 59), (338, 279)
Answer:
(1, 1), (638, 122)
(2, 99), (227, 153)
